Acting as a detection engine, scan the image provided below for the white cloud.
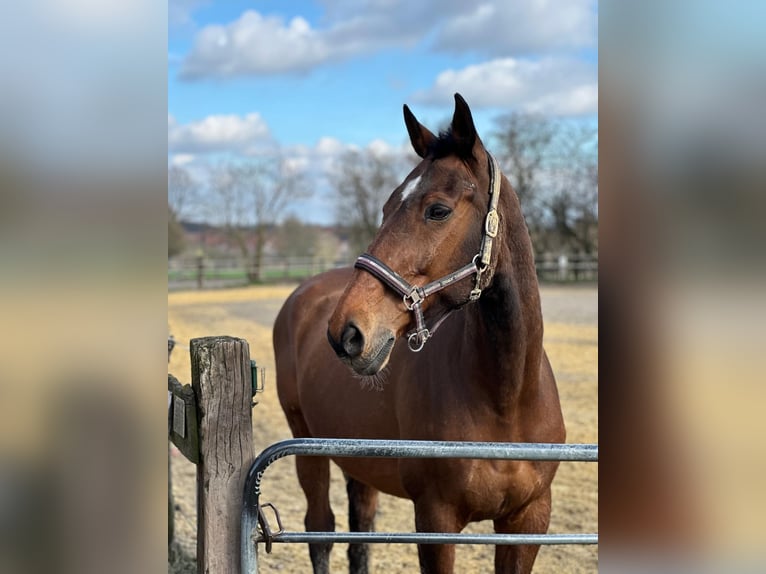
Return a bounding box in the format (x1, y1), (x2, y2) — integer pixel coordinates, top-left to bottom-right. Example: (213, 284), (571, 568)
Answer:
(433, 0), (596, 56)
(168, 112), (273, 154)
(367, 138), (397, 157)
(181, 11), (332, 78)
(178, 1), (445, 79)
(291, 136), (412, 178)
(170, 153), (196, 166)
(179, 2), (596, 80)
(315, 136), (351, 157)
(528, 84), (598, 116)
(179, 7), (423, 79)
(411, 57), (597, 116)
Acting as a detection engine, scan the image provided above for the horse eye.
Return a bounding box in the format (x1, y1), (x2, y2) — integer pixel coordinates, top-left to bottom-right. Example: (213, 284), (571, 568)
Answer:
(425, 204), (453, 221)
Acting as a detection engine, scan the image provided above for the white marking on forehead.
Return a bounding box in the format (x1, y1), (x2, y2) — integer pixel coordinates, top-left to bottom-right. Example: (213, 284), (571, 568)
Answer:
(400, 175), (422, 204)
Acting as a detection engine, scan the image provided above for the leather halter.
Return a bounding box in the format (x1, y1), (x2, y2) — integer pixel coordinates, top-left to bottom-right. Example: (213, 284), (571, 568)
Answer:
(354, 153), (502, 352)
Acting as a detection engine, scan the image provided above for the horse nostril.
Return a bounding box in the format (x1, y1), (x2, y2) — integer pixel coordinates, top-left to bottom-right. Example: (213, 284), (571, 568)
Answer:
(327, 322), (365, 359)
(341, 322), (364, 358)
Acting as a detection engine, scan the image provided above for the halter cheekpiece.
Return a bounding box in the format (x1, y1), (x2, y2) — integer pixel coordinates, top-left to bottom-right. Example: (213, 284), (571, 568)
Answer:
(354, 153), (502, 352)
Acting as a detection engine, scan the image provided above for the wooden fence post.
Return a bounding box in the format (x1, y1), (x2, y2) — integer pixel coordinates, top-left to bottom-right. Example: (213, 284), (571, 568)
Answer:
(191, 336), (254, 574)
(196, 254), (205, 289)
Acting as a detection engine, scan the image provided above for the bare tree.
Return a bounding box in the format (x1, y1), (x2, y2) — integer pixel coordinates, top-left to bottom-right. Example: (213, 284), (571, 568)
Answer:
(275, 216), (319, 258)
(329, 148), (405, 254)
(210, 157), (306, 281)
(168, 165), (198, 221)
(492, 113), (555, 240)
(492, 113), (597, 255)
(168, 166), (197, 259)
(210, 162), (249, 255)
(240, 159), (306, 281)
(492, 114), (556, 201)
(544, 125), (598, 255)
(168, 205), (185, 258)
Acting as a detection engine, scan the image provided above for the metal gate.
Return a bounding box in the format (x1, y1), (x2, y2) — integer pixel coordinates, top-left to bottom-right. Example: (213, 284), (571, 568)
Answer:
(241, 438), (598, 572)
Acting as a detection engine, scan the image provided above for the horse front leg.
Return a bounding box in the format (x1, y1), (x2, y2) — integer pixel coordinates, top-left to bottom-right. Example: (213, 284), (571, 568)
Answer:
(296, 455), (335, 574)
(493, 488), (552, 574)
(413, 498), (465, 574)
(345, 475), (379, 574)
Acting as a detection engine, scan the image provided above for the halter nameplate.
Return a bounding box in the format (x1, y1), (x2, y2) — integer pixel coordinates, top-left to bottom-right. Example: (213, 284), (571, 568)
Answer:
(485, 209), (499, 238)
(354, 153), (502, 352)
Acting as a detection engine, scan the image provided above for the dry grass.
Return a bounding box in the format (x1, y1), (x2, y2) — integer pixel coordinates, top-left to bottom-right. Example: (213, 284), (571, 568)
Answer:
(168, 284), (597, 573)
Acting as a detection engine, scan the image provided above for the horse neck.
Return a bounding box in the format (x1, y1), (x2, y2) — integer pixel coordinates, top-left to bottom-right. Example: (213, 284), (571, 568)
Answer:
(464, 179), (544, 410)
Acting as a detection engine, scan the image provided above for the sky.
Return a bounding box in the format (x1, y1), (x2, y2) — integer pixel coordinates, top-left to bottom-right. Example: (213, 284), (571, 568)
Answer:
(168, 0), (598, 224)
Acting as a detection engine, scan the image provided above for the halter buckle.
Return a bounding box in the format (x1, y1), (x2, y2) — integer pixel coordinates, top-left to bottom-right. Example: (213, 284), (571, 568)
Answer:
(403, 288), (423, 310)
(469, 288), (482, 301)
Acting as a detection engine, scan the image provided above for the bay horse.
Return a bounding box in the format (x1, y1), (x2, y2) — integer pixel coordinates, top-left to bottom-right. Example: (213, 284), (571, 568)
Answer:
(274, 94), (565, 573)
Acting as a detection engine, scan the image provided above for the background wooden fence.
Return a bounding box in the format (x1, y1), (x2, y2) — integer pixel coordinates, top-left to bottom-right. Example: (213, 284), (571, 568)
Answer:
(168, 254), (597, 290)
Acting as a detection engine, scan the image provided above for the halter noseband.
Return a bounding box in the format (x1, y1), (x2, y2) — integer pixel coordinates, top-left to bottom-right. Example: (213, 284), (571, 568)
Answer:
(354, 153), (502, 352)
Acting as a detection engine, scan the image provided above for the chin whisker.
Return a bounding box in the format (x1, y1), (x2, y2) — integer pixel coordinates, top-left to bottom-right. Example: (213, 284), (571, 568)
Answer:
(353, 366), (390, 391)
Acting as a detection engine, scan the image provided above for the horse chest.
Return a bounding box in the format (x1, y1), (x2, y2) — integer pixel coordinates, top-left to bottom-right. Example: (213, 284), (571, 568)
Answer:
(399, 456), (540, 518)
(394, 375), (542, 516)
(394, 366), (510, 440)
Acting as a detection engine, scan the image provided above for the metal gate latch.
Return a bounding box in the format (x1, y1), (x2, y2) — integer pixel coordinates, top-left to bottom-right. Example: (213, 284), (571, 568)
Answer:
(251, 360), (266, 407)
(256, 502), (284, 553)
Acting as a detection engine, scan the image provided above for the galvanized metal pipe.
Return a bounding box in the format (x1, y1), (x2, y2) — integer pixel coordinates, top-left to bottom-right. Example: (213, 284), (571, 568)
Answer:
(245, 438), (597, 498)
(241, 438), (598, 573)
(271, 531), (598, 546)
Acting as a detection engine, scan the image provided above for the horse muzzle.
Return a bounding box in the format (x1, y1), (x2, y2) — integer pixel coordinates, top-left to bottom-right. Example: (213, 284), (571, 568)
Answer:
(327, 322), (395, 376)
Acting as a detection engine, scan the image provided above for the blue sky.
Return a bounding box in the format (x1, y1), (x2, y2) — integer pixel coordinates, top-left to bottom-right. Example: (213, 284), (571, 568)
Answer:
(169, 1), (598, 224)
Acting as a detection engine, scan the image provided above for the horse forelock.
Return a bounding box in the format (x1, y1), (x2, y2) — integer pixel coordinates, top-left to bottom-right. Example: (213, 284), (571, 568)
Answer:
(428, 126), (483, 162)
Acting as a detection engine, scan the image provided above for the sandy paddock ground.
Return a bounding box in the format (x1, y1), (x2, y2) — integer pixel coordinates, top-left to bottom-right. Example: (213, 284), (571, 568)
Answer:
(168, 284), (597, 573)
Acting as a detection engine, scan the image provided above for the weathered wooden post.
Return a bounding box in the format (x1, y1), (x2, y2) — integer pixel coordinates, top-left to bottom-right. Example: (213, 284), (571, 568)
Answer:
(191, 336), (254, 574)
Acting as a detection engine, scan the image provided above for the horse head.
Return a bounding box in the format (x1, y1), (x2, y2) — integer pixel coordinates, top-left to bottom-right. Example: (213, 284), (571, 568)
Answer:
(328, 94), (503, 376)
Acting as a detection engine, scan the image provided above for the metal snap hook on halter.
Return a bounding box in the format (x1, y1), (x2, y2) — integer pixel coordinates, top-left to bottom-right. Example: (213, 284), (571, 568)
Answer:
(407, 330), (429, 352)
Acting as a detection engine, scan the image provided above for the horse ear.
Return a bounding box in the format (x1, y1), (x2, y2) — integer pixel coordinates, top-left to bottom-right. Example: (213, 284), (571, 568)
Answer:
(451, 93), (480, 158)
(403, 104), (436, 158)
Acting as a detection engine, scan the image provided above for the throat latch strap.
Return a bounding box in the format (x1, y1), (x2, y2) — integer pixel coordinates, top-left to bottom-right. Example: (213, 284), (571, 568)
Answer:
(482, 154), (502, 265)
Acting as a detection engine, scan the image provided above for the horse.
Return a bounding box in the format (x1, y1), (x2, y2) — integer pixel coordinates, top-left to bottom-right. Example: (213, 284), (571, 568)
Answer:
(274, 93), (565, 574)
